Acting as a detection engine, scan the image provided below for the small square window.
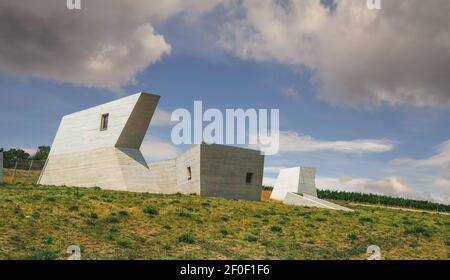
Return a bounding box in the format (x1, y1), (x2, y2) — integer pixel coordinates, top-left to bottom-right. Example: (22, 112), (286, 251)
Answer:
(246, 172), (253, 184)
(100, 113), (109, 131)
(187, 166), (192, 180)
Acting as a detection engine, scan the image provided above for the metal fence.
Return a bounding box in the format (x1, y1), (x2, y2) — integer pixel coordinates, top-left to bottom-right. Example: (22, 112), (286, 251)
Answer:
(2, 158), (46, 184)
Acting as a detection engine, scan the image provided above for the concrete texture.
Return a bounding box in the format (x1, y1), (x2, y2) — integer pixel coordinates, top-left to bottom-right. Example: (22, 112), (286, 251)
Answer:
(283, 192), (354, 211)
(0, 152), (3, 184)
(38, 92), (264, 201)
(270, 167), (317, 201)
(147, 144), (264, 201)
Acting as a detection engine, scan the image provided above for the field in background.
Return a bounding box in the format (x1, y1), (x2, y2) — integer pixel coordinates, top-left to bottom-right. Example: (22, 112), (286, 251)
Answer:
(2, 169), (42, 185)
(0, 184), (449, 260)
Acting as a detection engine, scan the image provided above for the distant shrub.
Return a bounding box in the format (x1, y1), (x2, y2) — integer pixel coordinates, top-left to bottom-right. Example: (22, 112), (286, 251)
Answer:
(43, 236), (53, 245)
(177, 233), (195, 244)
(220, 229), (229, 236)
(23, 250), (57, 260)
(68, 205), (79, 212)
(348, 232), (358, 240)
(270, 226), (282, 233)
(220, 216), (229, 221)
(116, 239), (132, 248)
(103, 216), (120, 224)
(163, 225), (172, 230)
(143, 206), (159, 216)
(118, 210), (129, 217)
(245, 234), (258, 242)
(88, 213), (98, 219)
(359, 217), (374, 223)
(177, 211), (192, 219)
(404, 225), (433, 237)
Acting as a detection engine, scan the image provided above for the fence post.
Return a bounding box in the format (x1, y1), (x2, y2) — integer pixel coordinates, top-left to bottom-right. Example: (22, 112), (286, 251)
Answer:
(12, 160), (18, 184)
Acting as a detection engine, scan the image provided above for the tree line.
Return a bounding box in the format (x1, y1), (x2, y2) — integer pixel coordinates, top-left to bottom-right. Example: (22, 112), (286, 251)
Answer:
(0, 146), (50, 161)
(317, 189), (450, 213)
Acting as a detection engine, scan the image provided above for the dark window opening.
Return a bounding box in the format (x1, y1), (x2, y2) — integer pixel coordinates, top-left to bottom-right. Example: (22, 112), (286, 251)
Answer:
(187, 166), (192, 180)
(100, 113), (109, 131)
(246, 172), (253, 184)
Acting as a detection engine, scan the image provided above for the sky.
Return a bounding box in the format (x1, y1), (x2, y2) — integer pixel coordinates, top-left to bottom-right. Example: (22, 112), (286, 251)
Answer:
(1, 0), (450, 204)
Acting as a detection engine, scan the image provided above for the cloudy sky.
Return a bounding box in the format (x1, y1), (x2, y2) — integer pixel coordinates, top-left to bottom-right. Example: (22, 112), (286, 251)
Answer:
(1, 0), (450, 204)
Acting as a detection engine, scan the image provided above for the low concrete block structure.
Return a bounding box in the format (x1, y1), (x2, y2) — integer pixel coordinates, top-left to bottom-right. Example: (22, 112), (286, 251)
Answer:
(38, 92), (264, 201)
(271, 167), (353, 211)
(148, 144), (264, 200)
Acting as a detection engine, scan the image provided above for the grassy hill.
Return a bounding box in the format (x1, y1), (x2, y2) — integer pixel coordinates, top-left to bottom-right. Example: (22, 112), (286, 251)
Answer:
(0, 183), (449, 260)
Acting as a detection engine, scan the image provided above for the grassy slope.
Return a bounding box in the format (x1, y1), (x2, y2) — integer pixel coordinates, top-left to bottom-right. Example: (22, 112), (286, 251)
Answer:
(0, 184), (449, 260)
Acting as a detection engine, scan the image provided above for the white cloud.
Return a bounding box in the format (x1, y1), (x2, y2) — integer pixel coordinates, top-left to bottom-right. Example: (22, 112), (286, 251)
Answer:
(264, 166), (286, 173)
(283, 87), (299, 98)
(140, 139), (180, 162)
(433, 178), (450, 190)
(391, 140), (450, 176)
(0, 0), (223, 92)
(316, 175), (446, 203)
(219, 0), (450, 108)
(279, 131), (394, 153)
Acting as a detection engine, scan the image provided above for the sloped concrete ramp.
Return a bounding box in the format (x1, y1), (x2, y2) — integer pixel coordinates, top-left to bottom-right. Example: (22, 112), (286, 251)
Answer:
(283, 192), (353, 211)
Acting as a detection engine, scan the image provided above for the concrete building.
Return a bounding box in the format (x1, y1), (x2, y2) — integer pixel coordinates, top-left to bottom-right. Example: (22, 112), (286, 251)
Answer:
(271, 167), (353, 211)
(148, 144), (264, 201)
(38, 92), (264, 201)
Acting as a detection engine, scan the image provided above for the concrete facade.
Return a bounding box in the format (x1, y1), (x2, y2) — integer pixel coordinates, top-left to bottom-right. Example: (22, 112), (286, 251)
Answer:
(146, 144), (264, 201)
(38, 92), (264, 201)
(38, 92), (159, 191)
(0, 152), (3, 184)
(271, 166), (353, 211)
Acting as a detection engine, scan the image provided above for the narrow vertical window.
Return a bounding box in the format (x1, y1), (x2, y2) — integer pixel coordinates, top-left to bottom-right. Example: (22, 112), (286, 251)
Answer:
(187, 166), (192, 180)
(246, 172), (253, 184)
(100, 113), (109, 131)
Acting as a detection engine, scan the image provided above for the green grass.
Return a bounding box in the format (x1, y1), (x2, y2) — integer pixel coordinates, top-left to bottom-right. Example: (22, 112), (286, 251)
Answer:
(0, 183), (449, 260)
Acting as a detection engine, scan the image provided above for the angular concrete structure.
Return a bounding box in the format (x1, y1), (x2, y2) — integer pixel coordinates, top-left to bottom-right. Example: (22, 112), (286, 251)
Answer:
(38, 92), (159, 191)
(38, 92), (264, 201)
(271, 167), (353, 211)
(270, 167), (317, 201)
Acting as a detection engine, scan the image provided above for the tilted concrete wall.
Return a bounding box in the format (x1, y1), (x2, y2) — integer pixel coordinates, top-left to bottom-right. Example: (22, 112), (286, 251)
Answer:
(39, 92), (159, 191)
(0, 152), (3, 184)
(200, 144), (264, 201)
(271, 167), (317, 201)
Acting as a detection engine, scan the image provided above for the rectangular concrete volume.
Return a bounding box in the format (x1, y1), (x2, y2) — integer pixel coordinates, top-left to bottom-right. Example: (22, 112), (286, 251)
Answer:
(148, 144), (264, 201)
(38, 92), (264, 201)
